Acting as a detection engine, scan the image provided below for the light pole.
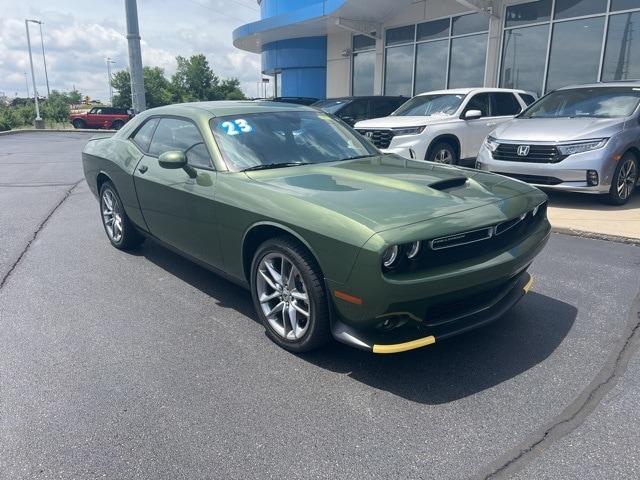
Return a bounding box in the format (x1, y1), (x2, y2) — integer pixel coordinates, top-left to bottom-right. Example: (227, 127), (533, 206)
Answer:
(125, 0), (146, 112)
(106, 57), (116, 105)
(25, 19), (44, 128)
(24, 72), (30, 98)
(36, 21), (51, 97)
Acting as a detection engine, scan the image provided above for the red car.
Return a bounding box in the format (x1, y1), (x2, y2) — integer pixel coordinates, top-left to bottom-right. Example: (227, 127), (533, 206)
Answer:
(70, 107), (133, 130)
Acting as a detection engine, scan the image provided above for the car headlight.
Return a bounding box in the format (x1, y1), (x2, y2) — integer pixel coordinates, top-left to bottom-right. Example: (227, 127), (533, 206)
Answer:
(483, 135), (499, 152)
(382, 245), (399, 268)
(392, 126), (426, 136)
(406, 241), (421, 259)
(556, 139), (608, 156)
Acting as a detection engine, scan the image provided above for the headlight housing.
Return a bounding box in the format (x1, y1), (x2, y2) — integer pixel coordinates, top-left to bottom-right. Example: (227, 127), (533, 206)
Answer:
(556, 138), (608, 156)
(382, 245), (399, 268)
(392, 126), (426, 136)
(483, 135), (500, 152)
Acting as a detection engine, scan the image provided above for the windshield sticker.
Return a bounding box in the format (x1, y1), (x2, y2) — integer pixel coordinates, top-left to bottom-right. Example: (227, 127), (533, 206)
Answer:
(221, 118), (253, 136)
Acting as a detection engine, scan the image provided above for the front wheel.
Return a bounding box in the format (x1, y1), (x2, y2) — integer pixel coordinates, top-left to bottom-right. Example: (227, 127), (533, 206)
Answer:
(605, 153), (638, 205)
(99, 181), (144, 250)
(250, 237), (330, 353)
(428, 141), (458, 165)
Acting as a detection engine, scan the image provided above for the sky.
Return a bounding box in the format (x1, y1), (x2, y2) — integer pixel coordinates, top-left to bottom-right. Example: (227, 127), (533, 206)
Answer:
(0, 0), (263, 102)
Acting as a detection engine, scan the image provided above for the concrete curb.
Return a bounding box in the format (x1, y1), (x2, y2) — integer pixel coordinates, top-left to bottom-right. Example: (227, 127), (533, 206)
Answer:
(551, 226), (640, 247)
(0, 128), (115, 136)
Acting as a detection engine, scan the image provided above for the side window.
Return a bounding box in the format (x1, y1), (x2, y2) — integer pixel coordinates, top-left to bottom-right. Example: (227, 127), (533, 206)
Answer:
(372, 98), (401, 117)
(149, 118), (213, 169)
(464, 93), (490, 117)
(88, 108), (97, 114)
(519, 93), (536, 106)
(94, 108), (103, 114)
(131, 118), (159, 152)
(491, 93), (522, 116)
(339, 100), (369, 123)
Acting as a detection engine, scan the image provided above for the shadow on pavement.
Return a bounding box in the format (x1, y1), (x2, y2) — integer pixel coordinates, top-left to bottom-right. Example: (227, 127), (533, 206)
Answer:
(546, 188), (640, 212)
(138, 238), (577, 405)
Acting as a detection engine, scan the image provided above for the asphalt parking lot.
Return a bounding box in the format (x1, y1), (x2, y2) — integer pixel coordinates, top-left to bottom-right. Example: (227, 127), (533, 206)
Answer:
(1, 132), (640, 479)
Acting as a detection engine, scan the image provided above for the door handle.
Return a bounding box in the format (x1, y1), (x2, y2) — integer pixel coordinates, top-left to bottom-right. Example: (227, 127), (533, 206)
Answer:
(138, 165), (148, 174)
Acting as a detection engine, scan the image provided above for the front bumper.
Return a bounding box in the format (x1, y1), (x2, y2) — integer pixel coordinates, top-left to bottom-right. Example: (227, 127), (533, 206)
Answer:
(327, 203), (551, 353)
(332, 270), (535, 353)
(475, 144), (618, 194)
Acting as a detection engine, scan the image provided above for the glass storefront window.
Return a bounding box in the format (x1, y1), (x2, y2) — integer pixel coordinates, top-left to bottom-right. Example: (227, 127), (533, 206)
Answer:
(353, 34), (375, 51)
(505, 0), (552, 27)
(554, 0), (607, 19)
(611, 0), (640, 11)
(417, 18), (450, 41)
(448, 34), (488, 88)
(386, 25), (415, 46)
(602, 11), (640, 81)
(384, 44), (414, 96)
(452, 12), (490, 36)
(546, 16), (605, 91)
(500, 24), (549, 95)
(414, 39), (448, 94)
(353, 50), (375, 96)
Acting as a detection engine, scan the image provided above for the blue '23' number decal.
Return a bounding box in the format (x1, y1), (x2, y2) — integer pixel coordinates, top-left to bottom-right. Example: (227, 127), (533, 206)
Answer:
(221, 119), (253, 136)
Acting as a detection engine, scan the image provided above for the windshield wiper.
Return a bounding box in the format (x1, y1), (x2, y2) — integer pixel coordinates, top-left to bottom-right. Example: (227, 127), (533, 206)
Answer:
(340, 154), (377, 161)
(242, 162), (309, 172)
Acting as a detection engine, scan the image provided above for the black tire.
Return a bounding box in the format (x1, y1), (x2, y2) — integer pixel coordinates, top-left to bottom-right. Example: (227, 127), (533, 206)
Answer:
(72, 118), (86, 129)
(428, 141), (458, 165)
(603, 152), (638, 205)
(250, 236), (331, 353)
(98, 181), (144, 250)
(111, 120), (124, 130)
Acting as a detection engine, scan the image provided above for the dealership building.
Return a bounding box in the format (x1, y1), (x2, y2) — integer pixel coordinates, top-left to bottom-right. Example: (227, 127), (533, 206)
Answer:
(233, 0), (640, 99)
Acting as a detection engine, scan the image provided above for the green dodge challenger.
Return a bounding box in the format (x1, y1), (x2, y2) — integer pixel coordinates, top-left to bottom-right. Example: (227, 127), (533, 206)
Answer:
(82, 101), (550, 354)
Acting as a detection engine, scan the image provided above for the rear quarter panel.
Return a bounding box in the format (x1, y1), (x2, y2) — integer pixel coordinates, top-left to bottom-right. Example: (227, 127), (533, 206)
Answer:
(82, 136), (147, 230)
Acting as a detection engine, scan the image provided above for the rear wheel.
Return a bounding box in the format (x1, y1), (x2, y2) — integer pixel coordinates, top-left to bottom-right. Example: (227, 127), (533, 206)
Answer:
(111, 120), (124, 130)
(72, 118), (86, 129)
(250, 236), (330, 353)
(605, 152), (638, 205)
(99, 181), (144, 250)
(428, 141), (458, 165)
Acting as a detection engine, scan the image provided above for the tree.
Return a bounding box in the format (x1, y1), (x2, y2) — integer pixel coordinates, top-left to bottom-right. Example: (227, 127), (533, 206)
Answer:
(142, 67), (173, 107)
(111, 70), (132, 108)
(215, 78), (245, 100)
(171, 54), (218, 102)
(68, 89), (82, 105)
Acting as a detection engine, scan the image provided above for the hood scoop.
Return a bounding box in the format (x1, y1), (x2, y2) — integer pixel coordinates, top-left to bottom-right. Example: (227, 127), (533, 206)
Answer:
(428, 176), (468, 191)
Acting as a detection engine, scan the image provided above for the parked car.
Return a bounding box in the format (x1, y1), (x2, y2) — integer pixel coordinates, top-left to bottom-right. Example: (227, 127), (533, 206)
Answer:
(270, 96), (319, 106)
(83, 101), (549, 354)
(354, 88), (536, 165)
(477, 83), (640, 205)
(313, 96), (408, 126)
(70, 107), (133, 130)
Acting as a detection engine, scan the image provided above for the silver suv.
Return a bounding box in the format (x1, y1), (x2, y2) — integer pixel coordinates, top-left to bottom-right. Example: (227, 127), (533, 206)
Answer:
(477, 83), (640, 205)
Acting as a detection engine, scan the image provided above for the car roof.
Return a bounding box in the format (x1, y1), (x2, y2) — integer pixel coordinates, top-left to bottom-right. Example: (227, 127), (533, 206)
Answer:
(140, 100), (316, 118)
(318, 96), (407, 101)
(415, 87), (529, 96)
(557, 81), (640, 90)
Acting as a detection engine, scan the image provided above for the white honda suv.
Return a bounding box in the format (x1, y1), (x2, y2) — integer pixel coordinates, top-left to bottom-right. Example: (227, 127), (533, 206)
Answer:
(354, 88), (535, 165)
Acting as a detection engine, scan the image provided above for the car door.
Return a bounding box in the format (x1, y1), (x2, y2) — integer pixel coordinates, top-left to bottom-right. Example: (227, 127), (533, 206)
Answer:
(459, 93), (492, 158)
(133, 116), (221, 268)
(85, 108), (100, 127)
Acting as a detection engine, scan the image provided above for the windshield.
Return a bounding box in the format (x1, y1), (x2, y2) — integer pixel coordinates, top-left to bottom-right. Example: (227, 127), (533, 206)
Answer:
(210, 110), (378, 171)
(313, 99), (350, 114)
(393, 94), (465, 117)
(519, 87), (640, 119)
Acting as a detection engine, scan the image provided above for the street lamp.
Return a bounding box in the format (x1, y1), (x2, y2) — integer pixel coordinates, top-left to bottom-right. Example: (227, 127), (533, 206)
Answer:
(36, 21), (51, 97)
(106, 57), (116, 105)
(24, 72), (30, 98)
(25, 19), (44, 128)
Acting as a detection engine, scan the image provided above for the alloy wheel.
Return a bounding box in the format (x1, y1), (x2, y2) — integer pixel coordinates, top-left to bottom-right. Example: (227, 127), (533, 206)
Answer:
(101, 189), (123, 243)
(434, 149), (453, 164)
(256, 253), (311, 341)
(617, 158), (638, 200)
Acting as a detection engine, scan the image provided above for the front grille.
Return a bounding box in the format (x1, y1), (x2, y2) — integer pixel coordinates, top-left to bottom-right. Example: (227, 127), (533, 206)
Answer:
(495, 172), (563, 185)
(492, 143), (566, 163)
(356, 129), (395, 149)
(392, 202), (547, 275)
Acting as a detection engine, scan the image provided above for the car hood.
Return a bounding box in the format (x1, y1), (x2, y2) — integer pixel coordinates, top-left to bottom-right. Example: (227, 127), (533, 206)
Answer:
(493, 117), (624, 142)
(245, 155), (536, 232)
(354, 114), (455, 129)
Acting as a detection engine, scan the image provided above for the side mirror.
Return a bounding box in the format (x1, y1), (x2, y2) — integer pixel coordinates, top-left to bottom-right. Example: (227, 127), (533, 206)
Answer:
(464, 109), (482, 120)
(158, 151), (197, 178)
(158, 150), (187, 169)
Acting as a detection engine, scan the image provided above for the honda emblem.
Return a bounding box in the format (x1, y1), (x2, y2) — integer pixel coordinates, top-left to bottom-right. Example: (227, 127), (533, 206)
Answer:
(517, 145), (530, 156)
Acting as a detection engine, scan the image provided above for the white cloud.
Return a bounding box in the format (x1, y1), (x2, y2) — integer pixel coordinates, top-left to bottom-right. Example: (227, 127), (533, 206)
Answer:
(0, 0), (260, 101)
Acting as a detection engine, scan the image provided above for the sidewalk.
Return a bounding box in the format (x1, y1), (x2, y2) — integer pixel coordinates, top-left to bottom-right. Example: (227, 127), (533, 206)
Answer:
(546, 190), (640, 243)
